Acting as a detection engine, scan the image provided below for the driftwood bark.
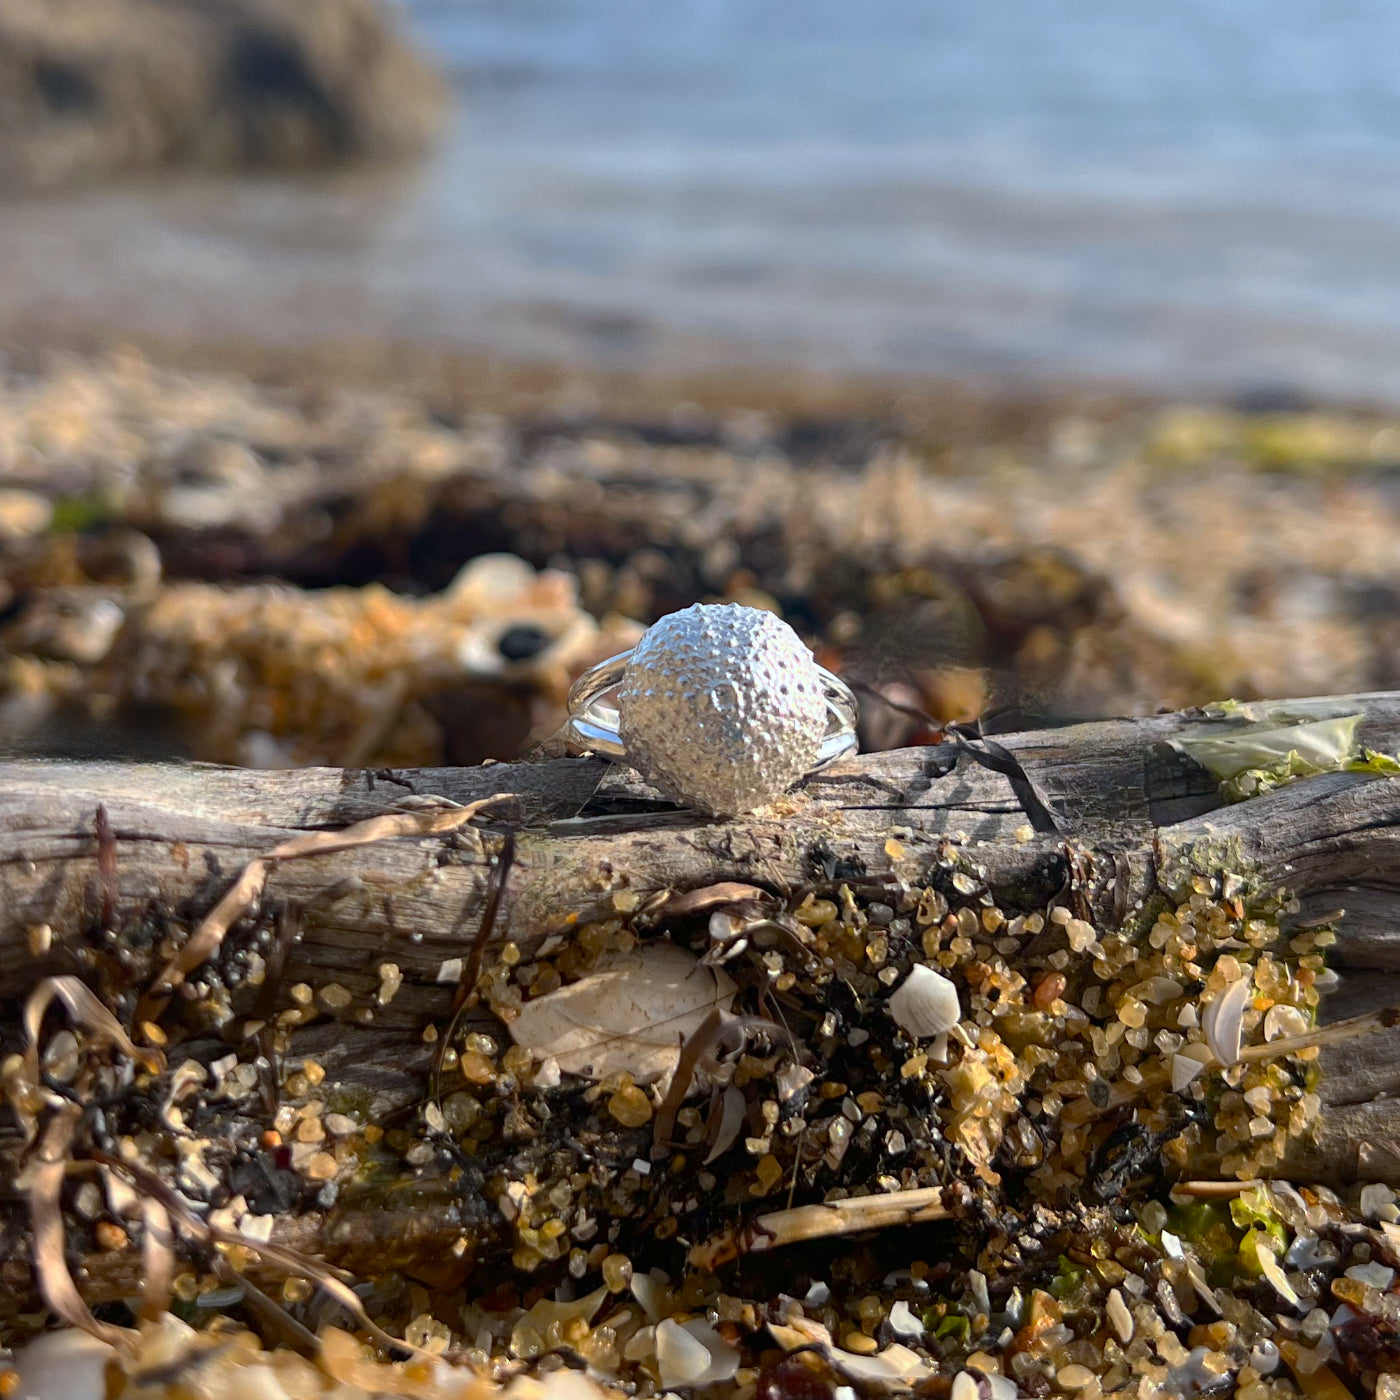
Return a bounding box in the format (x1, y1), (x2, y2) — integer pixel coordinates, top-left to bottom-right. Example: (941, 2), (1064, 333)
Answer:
(5, 692), (1400, 1316)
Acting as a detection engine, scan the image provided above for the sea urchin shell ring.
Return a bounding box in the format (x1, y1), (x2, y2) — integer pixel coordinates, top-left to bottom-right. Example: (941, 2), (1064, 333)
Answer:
(563, 603), (858, 816)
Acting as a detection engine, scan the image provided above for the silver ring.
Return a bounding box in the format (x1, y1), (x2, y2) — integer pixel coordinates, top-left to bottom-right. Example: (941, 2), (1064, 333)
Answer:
(562, 603), (858, 815)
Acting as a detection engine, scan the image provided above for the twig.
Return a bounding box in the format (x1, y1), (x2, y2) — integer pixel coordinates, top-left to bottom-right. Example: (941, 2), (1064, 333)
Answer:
(1171, 1181), (1258, 1200)
(689, 1186), (950, 1270)
(1235, 1004), (1400, 1065)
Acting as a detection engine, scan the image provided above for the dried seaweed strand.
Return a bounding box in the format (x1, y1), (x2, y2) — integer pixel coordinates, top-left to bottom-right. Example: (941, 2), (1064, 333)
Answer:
(210, 1266), (319, 1356)
(27, 1103), (134, 1349)
(14, 976), (164, 1145)
(139, 1196), (176, 1325)
(847, 679), (1066, 833)
(434, 828), (517, 1098)
(653, 1007), (727, 1150)
(92, 1150), (440, 1364)
(650, 882), (772, 920)
(141, 792), (515, 1014)
(24, 974), (163, 1079)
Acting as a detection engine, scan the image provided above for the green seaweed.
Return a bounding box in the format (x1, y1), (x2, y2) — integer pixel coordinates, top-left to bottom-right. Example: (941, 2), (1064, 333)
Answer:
(931, 1312), (970, 1344)
(1173, 703), (1400, 803)
(1230, 1187), (1290, 1278)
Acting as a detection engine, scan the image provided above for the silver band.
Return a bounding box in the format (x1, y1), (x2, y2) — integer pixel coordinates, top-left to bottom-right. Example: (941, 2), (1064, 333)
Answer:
(564, 649), (859, 767)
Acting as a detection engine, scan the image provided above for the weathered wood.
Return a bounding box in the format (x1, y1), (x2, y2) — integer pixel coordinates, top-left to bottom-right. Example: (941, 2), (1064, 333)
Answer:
(6, 693), (1400, 1003)
(6, 693), (1400, 1317)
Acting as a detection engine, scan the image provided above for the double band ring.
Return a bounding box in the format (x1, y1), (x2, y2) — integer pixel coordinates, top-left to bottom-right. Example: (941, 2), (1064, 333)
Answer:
(563, 602), (858, 816)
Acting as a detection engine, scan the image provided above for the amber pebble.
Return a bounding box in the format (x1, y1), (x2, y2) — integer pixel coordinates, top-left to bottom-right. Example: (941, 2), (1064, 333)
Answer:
(608, 1085), (653, 1127)
(1057, 1364), (1096, 1389)
(316, 984), (352, 1013)
(796, 899), (838, 928)
(459, 1051), (496, 1085)
(305, 1152), (339, 1181)
(754, 1154), (784, 1194)
(94, 1221), (128, 1251)
(1033, 972), (1067, 1010)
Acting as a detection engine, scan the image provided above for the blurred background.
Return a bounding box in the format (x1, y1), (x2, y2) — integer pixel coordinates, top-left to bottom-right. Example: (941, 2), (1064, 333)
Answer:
(9, 0), (1400, 397)
(2, 0), (1400, 768)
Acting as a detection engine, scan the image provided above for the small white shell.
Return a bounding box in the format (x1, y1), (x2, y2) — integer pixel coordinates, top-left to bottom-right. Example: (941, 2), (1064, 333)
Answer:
(655, 1318), (739, 1390)
(888, 965), (961, 1037)
(655, 1319), (712, 1388)
(1203, 975), (1252, 1065)
(1264, 1004), (1309, 1041)
(888, 1300), (924, 1338)
(1256, 1242), (1300, 1306)
(1106, 1287), (1133, 1343)
(1171, 1045), (1214, 1092)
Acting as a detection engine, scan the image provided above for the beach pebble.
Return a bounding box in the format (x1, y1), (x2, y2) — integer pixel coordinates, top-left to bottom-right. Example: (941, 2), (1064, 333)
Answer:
(11, 1329), (114, 1400)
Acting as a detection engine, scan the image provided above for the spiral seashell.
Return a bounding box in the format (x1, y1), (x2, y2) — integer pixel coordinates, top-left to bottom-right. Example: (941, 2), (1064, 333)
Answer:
(887, 964), (962, 1038)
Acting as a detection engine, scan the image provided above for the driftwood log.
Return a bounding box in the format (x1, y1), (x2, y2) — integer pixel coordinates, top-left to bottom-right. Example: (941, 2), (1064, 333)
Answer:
(5, 692), (1400, 1318)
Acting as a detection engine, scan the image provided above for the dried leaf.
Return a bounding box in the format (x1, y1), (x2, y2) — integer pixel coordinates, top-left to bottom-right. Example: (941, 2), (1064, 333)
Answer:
(508, 943), (736, 1083)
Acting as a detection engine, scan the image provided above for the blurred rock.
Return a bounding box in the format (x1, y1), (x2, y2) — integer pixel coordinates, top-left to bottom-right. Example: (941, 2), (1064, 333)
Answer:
(0, 0), (445, 190)
(0, 545), (642, 766)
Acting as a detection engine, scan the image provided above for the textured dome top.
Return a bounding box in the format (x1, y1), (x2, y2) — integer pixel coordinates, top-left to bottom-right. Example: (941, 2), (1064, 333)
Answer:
(615, 602), (828, 816)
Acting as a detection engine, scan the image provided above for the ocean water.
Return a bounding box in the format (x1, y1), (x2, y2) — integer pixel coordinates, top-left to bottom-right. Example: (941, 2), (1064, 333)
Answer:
(5, 0), (1400, 400)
